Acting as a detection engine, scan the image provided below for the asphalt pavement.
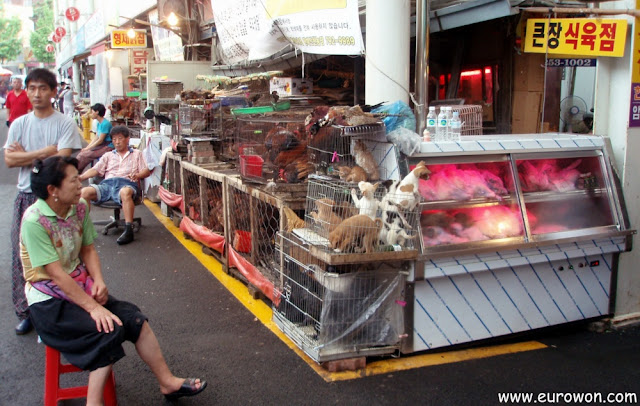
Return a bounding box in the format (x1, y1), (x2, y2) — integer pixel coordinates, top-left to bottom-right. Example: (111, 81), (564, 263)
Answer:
(0, 109), (639, 405)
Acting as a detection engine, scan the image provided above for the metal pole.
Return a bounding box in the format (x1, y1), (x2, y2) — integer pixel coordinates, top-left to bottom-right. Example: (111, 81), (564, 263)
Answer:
(414, 0), (429, 135)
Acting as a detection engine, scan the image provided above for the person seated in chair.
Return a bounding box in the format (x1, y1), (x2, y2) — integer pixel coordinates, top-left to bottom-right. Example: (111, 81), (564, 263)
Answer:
(79, 125), (150, 245)
(76, 103), (113, 173)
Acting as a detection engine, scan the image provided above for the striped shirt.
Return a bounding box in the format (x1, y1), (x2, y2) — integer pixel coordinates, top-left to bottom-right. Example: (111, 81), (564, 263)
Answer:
(92, 147), (149, 181)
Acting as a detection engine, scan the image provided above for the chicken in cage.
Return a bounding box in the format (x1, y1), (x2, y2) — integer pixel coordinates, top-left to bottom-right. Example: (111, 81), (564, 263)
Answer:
(179, 102), (221, 136)
(183, 169), (202, 223)
(234, 113), (314, 183)
(203, 178), (225, 233)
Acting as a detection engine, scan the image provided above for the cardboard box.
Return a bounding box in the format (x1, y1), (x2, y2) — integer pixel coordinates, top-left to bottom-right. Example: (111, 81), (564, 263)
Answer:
(513, 53), (546, 92)
(512, 91), (542, 133)
(270, 77), (313, 96)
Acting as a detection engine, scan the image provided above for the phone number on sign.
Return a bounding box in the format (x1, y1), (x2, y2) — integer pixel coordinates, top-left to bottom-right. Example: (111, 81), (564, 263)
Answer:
(546, 58), (597, 67)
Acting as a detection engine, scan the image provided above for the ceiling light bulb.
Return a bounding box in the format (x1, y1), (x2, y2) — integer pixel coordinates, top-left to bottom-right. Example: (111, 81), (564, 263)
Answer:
(127, 28), (136, 39)
(167, 12), (178, 27)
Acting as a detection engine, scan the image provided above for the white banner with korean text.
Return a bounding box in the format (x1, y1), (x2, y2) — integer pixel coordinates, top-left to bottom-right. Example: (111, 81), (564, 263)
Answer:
(211, 0), (364, 64)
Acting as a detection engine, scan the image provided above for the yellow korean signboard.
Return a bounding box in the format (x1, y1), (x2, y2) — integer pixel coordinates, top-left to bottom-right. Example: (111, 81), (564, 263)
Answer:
(524, 18), (627, 57)
(111, 29), (148, 48)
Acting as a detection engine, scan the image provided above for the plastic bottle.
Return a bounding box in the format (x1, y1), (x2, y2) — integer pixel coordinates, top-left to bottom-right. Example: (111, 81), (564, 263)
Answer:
(436, 107), (448, 142)
(449, 111), (462, 142)
(426, 106), (437, 140)
(444, 107), (453, 141)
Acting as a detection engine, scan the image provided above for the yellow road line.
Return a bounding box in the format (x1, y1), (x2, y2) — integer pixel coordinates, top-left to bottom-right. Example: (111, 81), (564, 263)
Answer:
(145, 200), (547, 382)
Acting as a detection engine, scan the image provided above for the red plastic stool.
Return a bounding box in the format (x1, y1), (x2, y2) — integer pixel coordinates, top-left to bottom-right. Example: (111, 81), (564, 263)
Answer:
(44, 345), (117, 406)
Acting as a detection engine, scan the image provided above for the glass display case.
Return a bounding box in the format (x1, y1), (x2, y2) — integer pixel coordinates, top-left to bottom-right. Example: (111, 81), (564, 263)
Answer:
(410, 149), (628, 255)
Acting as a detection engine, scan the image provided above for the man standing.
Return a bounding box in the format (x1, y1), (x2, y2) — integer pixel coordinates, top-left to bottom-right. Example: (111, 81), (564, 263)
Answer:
(80, 126), (150, 245)
(76, 103), (113, 173)
(3, 68), (83, 335)
(5, 77), (32, 127)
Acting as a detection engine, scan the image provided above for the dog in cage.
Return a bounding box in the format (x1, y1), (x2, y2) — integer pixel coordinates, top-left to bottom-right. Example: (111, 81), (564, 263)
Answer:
(379, 211), (416, 248)
(379, 160), (431, 229)
(337, 165), (368, 183)
(351, 181), (380, 219)
(352, 139), (380, 181)
(328, 214), (383, 254)
(309, 198), (343, 234)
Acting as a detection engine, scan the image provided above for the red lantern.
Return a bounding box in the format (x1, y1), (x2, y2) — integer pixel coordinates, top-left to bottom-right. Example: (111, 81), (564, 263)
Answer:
(65, 7), (80, 22)
(55, 26), (66, 37)
(52, 34), (62, 43)
(46, 44), (55, 53)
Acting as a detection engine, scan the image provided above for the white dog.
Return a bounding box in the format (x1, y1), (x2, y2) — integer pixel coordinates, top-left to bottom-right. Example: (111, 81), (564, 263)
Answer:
(379, 161), (431, 229)
(351, 181), (379, 219)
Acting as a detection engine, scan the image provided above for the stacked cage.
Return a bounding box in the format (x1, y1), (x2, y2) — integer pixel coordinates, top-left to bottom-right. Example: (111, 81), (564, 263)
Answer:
(109, 95), (139, 125)
(307, 123), (389, 180)
(179, 100), (222, 137)
(293, 179), (421, 264)
(233, 112), (311, 183)
(182, 164), (202, 224)
(441, 105), (483, 136)
(273, 232), (406, 362)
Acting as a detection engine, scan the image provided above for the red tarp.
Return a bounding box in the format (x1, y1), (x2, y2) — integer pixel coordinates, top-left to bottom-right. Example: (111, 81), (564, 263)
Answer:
(158, 186), (184, 213)
(228, 247), (279, 305)
(179, 215), (225, 255)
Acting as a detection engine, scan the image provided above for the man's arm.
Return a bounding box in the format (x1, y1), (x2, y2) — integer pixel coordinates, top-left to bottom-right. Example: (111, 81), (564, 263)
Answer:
(78, 167), (99, 182)
(4, 143), (58, 168)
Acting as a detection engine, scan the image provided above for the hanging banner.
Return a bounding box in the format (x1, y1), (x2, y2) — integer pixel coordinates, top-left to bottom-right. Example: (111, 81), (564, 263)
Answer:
(211, 0), (364, 64)
(630, 0), (640, 127)
(524, 18), (627, 57)
(111, 30), (148, 48)
(129, 48), (154, 75)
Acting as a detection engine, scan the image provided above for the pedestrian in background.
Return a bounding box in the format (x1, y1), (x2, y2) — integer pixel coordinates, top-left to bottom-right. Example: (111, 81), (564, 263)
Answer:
(59, 82), (77, 118)
(76, 103), (113, 173)
(5, 77), (32, 127)
(3, 68), (83, 335)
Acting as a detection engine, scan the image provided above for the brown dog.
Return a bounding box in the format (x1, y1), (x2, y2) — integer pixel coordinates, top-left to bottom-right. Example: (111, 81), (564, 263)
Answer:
(309, 198), (343, 235)
(329, 214), (383, 254)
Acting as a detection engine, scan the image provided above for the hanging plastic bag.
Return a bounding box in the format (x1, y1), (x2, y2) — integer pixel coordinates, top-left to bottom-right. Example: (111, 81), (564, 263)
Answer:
(386, 127), (422, 156)
(371, 100), (416, 133)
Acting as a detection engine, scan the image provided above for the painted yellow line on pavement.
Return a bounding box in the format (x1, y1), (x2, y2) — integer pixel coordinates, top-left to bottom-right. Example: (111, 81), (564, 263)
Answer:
(146, 200), (548, 382)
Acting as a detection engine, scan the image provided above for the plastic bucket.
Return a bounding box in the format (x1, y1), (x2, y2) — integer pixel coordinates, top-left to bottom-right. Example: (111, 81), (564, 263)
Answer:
(240, 155), (264, 177)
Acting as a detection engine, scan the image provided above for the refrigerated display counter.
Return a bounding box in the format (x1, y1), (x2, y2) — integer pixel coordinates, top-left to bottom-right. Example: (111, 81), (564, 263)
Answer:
(402, 134), (634, 353)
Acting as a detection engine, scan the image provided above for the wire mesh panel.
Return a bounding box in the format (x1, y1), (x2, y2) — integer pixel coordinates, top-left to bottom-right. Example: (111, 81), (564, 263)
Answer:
(307, 123), (389, 180)
(182, 165), (202, 223)
(233, 112), (311, 183)
(438, 105), (483, 136)
(273, 233), (406, 362)
(293, 179), (420, 264)
(225, 177), (306, 284)
(203, 176), (225, 234)
(163, 152), (182, 195)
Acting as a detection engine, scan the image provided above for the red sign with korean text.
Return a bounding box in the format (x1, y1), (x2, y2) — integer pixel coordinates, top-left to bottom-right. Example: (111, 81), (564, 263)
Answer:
(51, 34), (62, 43)
(46, 44), (55, 53)
(55, 26), (66, 37)
(65, 7), (80, 22)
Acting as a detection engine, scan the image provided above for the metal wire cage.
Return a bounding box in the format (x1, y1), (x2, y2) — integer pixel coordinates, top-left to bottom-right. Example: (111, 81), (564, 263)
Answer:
(178, 101), (222, 137)
(163, 152), (182, 195)
(438, 105), (483, 136)
(307, 123), (387, 178)
(272, 232), (406, 362)
(233, 112), (310, 182)
(294, 179), (421, 258)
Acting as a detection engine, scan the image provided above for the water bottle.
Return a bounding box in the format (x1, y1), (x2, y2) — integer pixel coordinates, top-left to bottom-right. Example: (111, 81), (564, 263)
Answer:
(426, 106), (437, 140)
(444, 107), (453, 141)
(449, 111), (462, 141)
(436, 107), (448, 141)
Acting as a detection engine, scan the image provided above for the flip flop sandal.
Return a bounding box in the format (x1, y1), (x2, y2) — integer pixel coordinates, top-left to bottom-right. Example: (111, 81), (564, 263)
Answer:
(164, 378), (207, 400)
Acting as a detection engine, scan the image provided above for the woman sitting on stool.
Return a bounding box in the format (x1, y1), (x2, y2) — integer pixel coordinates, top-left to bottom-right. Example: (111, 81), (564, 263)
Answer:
(21, 156), (207, 404)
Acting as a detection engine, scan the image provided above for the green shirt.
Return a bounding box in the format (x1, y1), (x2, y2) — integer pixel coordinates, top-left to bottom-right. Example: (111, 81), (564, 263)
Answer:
(20, 198), (97, 305)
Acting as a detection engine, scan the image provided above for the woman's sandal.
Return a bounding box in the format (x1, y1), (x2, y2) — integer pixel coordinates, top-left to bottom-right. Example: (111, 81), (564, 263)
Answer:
(164, 378), (207, 400)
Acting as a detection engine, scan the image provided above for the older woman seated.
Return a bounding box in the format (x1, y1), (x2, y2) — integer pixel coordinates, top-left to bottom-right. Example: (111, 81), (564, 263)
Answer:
(21, 156), (206, 405)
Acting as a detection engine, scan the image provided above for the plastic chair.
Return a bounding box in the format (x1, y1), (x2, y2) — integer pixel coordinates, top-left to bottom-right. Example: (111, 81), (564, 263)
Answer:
(44, 345), (117, 406)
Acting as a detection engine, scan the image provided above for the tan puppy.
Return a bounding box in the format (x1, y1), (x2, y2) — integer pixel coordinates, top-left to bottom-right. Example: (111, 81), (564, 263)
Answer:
(337, 165), (368, 183)
(309, 198), (343, 234)
(329, 214), (383, 254)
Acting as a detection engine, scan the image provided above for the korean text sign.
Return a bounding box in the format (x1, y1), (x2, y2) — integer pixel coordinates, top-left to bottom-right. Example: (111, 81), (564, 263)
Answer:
(524, 18), (627, 57)
(111, 30), (148, 48)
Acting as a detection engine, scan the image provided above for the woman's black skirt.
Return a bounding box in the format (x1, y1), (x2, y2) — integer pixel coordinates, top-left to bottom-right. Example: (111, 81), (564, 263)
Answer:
(30, 295), (148, 371)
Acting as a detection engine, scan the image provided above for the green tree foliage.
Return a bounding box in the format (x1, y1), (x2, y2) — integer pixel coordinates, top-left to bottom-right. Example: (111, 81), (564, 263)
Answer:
(30, 0), (55, 64)
(0, 4), (23, 64)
